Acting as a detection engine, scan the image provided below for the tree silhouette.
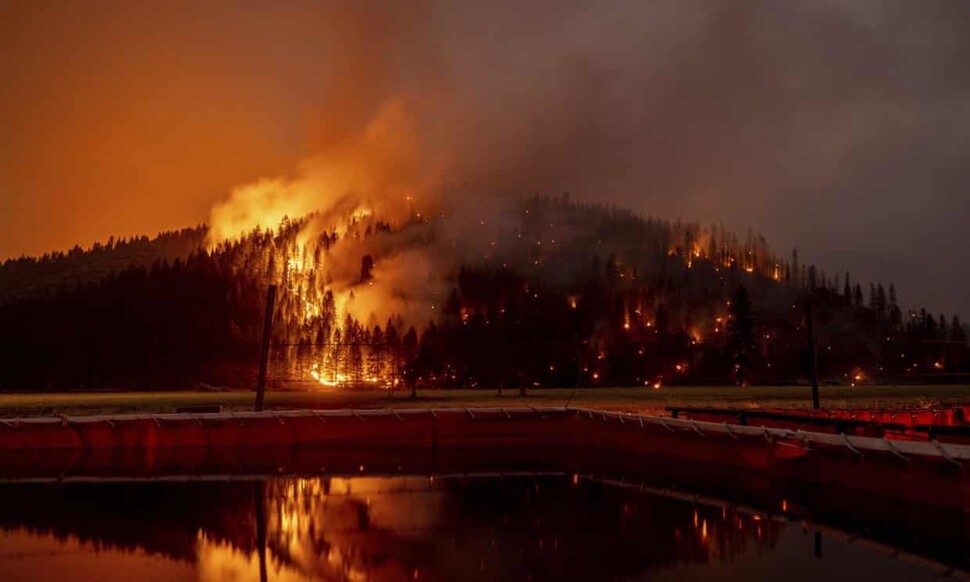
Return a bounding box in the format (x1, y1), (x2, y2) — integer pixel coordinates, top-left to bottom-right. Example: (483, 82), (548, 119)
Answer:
(726, 285), (756, 386)
(0, 194), (961, 391)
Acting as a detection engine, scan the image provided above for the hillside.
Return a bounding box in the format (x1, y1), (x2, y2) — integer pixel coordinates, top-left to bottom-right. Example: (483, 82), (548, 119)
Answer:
(0, 196), (965, 391)
(0, 227), (207, 304)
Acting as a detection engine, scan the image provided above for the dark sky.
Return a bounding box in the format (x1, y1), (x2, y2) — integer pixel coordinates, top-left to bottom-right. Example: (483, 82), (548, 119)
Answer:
(2, 1), (969, 317)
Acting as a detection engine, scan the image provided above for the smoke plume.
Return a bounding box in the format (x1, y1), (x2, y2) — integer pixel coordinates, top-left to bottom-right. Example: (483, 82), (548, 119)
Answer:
(204, 0), (970, 318)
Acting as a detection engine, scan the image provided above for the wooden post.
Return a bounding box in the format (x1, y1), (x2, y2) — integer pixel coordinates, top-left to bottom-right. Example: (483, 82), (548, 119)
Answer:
(255, 284), (277, 412)
(806, 298), (820, 410)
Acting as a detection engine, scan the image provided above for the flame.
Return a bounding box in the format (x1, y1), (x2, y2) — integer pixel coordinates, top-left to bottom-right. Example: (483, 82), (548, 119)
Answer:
(199, 98), (465, 389)
(207, 98), (428, 248)
(205, 97), (449, 330)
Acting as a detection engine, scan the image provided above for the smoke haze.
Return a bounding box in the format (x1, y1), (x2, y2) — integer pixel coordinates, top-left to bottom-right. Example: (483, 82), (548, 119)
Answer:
(3, 1), (970, 316)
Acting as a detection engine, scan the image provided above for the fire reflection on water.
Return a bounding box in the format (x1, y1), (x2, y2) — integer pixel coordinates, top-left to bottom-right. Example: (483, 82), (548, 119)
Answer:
(262, 477), (440, 581)
(191, 477), (444, 581)
(197, 533), (309, 582)
(0, 475), (958, 581)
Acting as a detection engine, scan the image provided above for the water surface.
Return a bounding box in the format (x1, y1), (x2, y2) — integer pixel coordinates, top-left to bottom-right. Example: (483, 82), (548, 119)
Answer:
(0, 475), (962, 581)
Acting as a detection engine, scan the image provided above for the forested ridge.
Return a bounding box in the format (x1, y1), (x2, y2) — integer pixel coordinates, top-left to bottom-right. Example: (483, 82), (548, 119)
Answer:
(0, 196), (965, 392)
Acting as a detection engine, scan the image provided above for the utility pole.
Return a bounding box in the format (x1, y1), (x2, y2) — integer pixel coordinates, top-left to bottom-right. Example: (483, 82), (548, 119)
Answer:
(806, 298), (820, 409)
(255, 284), (277, 412)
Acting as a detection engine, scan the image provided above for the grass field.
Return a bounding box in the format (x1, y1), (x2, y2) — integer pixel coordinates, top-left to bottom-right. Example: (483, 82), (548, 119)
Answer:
(1, 385), (969, 418)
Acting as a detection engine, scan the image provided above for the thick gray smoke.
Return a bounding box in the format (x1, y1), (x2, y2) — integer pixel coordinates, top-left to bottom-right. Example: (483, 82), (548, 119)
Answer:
(209, 0), (970, 317)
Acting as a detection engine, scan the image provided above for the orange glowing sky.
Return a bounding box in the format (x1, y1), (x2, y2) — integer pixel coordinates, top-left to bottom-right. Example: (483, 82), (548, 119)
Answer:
(0, 1), (336, 258)
(3, 1), (970, 317)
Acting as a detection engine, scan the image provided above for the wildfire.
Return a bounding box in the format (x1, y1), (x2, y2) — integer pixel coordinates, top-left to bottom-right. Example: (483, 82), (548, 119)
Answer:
(309, 364), (345, 387)
(351, 207), (374, 221)
(195, 93), (801, 393)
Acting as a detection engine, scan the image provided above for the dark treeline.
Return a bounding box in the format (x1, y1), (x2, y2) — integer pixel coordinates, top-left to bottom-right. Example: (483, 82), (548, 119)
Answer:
(0, 226), (207, 304)
(0, 252), (265, 390)
(0, 196), (966, 391)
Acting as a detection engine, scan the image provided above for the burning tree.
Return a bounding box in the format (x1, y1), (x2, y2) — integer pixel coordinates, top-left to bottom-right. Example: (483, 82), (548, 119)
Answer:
(1, 193), (964, 391)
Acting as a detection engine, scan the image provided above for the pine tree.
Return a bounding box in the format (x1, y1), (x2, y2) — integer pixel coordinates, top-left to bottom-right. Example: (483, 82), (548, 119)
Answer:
(726, 285), (757, 386)
(368, 326), (384, 384)
(444, 288), (461, 321)
(359, 254), (375, 284)
(346, 318), (364, 385)
(951, 316), (967, 343)
(403, 327), (419, 398)
(417, 322), (439, 388)
(385, 321), (401, 390)
(888, 284), (901, 326)
(327, 328), (343, 384)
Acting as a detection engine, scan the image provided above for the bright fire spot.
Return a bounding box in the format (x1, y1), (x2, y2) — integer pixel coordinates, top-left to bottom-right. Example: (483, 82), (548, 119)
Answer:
(309, 364), (368, 388)
(351, 207), (373, 221)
